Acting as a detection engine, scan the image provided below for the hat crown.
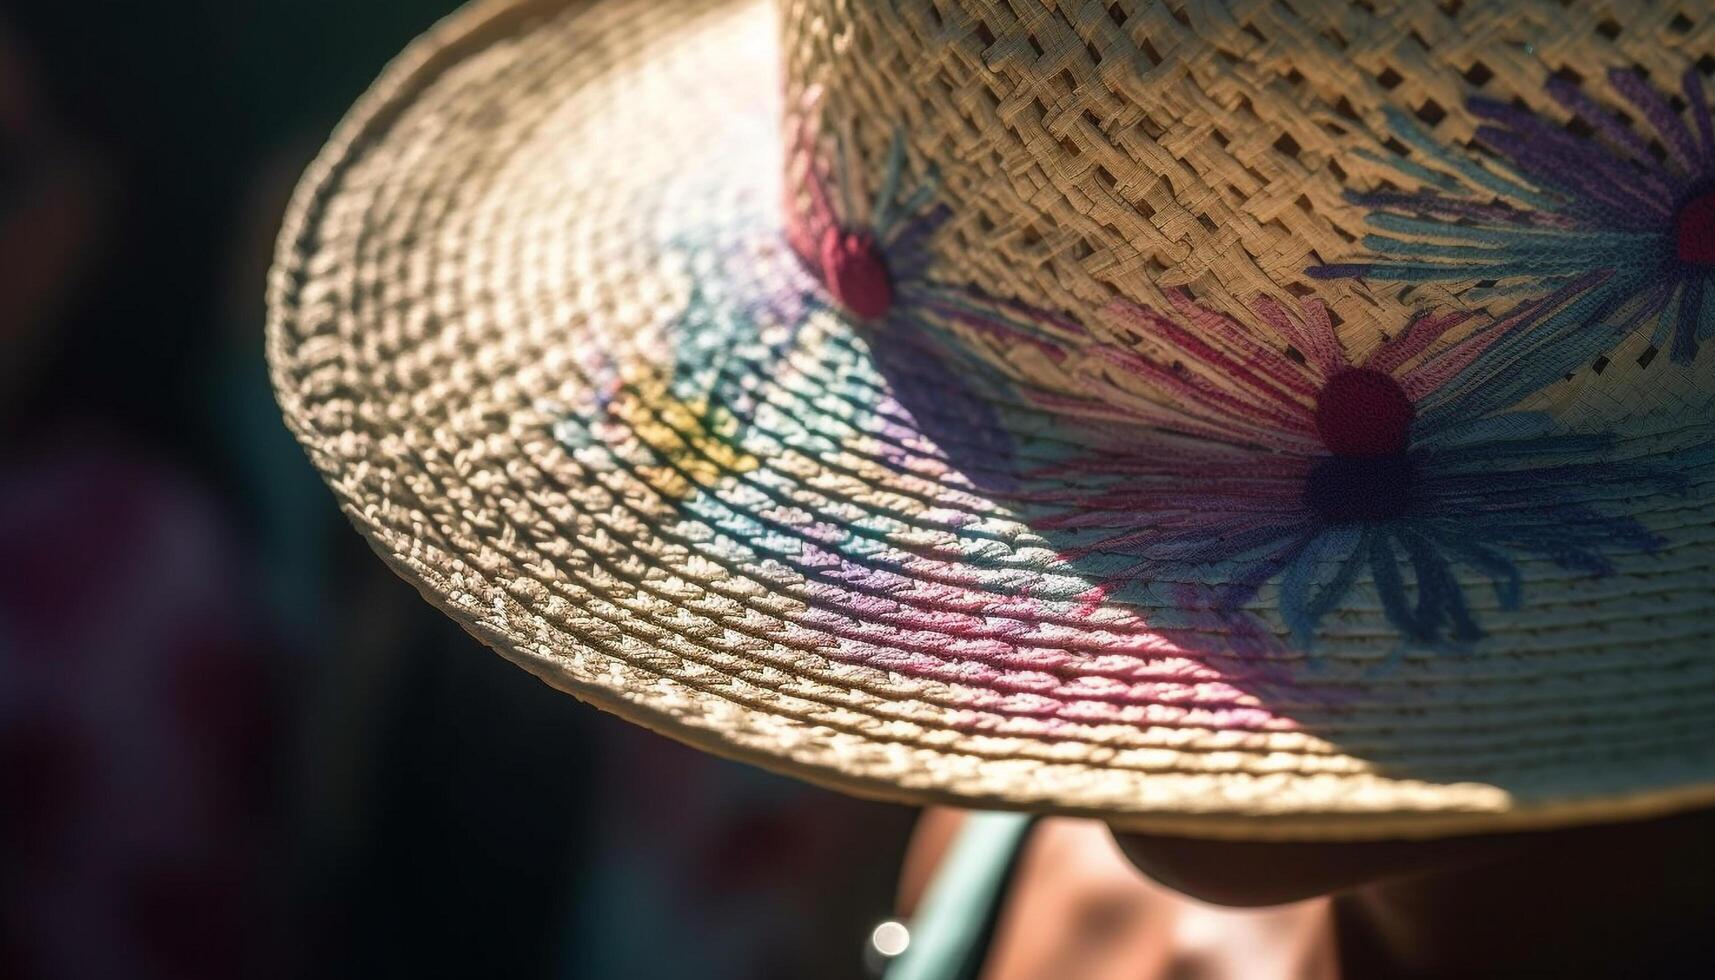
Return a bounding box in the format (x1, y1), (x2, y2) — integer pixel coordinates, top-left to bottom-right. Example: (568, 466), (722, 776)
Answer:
(777, 0), (1715, 419)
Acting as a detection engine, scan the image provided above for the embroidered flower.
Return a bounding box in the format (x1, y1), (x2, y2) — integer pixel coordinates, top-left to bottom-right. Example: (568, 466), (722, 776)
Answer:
(1028, 292), (1679, 648)
(1311, 66), (1715, 370)
(781, 94), (1085, 354)
(774, 93), (1088, 479)
(559, 96), (1077, 501)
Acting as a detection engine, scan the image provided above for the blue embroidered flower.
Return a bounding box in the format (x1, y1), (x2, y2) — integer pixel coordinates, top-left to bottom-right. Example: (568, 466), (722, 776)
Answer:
(1026, 293), (1688, 649)
(1312, 66), (1715, 378)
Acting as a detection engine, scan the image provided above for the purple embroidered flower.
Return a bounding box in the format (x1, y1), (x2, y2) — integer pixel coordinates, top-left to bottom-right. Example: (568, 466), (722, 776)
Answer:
(1312, 66), (1715, 374)
(1027, 292), (1678, 648)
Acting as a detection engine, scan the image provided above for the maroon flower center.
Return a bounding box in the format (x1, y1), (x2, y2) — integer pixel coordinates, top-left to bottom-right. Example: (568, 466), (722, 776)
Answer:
(819, 227), (893, 320)
(1314, 367), (1415, 458)
(1674, 187), (1715, 268)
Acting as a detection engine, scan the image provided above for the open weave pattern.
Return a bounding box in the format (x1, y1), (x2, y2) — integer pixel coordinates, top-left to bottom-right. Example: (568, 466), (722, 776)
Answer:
(269, 0), (1715, 838)
(782, 0), (1715, 420)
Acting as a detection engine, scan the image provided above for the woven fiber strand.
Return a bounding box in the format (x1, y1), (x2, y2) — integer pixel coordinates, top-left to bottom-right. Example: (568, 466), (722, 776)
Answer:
(270, 0), (1715, 839)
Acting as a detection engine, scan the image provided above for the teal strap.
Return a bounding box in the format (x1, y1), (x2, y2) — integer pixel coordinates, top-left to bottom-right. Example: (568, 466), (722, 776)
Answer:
(885, 811), (1036, 980)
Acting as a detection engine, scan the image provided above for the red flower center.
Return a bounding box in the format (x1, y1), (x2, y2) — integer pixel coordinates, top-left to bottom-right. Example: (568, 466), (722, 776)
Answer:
(819, 227), (893, 320)
(1675, 187), (1715, 268)
(1314, 367), (1415, 457)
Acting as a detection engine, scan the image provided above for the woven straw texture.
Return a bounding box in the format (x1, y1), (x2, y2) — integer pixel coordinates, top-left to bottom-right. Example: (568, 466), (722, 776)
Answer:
(785, 0), (1715, 418)
(270, 0), (1715, 839)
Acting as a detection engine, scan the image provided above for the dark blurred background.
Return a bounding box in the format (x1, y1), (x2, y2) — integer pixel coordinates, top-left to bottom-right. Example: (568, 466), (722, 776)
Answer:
(0, 4), (914, 977)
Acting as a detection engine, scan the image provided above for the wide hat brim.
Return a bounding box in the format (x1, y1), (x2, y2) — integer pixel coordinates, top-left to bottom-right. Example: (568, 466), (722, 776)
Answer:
(269, 0), (1715, 839)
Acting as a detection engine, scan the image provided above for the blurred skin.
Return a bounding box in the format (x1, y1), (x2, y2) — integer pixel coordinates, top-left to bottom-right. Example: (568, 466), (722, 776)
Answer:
(898, 813), (1336, 980)
(900, 806), (1715, 978)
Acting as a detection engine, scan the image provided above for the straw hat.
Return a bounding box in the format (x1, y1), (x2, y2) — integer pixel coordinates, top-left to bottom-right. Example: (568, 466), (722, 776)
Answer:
(269, 0), (1715, 839)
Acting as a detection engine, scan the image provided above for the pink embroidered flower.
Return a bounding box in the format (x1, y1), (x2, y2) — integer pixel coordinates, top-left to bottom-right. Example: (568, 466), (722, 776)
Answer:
(781, 89), (1083, 356)
(771, 91), (1094, 481)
